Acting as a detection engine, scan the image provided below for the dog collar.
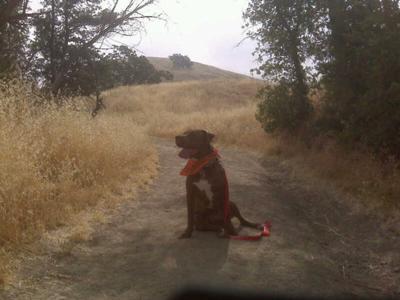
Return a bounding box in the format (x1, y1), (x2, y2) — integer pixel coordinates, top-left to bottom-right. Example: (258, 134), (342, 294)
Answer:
(180, 149), (219, 176)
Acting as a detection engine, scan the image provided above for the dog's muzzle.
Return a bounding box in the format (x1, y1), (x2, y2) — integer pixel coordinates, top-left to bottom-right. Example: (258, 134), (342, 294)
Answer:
(178, 148), (198, 159)
(175, 136), (198, 159)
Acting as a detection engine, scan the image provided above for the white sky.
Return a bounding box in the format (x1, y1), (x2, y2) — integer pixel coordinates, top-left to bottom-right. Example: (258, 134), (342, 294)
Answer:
(129, 0), (258, 76)
(31, 0), (259, 76)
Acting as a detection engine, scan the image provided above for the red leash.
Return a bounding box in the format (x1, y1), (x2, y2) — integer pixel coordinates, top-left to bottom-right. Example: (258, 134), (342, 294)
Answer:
(180, 149), (271, 241)
(229, 221), (272, 241)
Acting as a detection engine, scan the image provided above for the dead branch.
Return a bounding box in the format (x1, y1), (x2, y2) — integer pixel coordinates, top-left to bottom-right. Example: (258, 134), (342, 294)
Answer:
(84, 0), (162, 48)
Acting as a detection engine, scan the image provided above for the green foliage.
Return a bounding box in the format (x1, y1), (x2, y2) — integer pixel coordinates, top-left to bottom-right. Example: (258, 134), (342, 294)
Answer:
(28, 44), (172, 97)
(29, 0), (105, 94)
(169, 53), (193, 69)
(244, 0), (315, 134)
(246, 0), (400, 158)
(24, 0), (167, 98)
(102, 46), (173, 89)
(318, 0), (400, 156)
(256, 82), (312, 133)
(0, 1), (28, 77)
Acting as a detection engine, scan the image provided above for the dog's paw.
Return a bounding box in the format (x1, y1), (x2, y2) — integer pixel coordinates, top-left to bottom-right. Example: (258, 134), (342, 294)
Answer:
(217, 232), (228, 239)
(178, 230), (192, 239)
(217, 229), (235, 239)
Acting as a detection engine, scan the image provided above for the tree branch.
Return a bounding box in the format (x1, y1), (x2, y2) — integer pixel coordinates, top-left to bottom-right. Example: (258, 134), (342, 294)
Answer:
(84, 0), (160, 48)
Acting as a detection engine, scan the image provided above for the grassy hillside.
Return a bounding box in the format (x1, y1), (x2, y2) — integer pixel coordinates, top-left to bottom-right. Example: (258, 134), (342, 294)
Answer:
(104, 79), (266, 148)
(147, 57), (252, 82)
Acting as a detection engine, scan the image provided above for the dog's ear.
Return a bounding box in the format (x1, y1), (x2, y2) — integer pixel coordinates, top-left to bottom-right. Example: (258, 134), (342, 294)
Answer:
(201, 129), (215, 144)
(206, 131), (215, 142)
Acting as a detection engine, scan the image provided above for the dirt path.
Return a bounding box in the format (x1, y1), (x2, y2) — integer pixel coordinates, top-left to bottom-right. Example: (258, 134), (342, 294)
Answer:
(1, 139), (399, 299)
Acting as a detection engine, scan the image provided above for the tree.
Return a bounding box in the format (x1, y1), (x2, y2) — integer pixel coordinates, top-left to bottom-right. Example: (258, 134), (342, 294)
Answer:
(0, 0), (30, 77)
(169, 53), (193, 69)
(103, 46), (172, 88)
(245, 0), (400, 157)
(244, 0), (316, 133)
(29, 0), (161, 96)
(317, 0), (400, 156)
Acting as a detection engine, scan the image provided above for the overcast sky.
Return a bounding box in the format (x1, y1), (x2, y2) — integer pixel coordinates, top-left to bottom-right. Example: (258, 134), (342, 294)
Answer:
(115, 0), (258, 76)
(31, 0), (259, 76)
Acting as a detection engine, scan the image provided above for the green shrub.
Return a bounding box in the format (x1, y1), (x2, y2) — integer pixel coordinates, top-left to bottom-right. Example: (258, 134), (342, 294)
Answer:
(256, 82), (312, 133)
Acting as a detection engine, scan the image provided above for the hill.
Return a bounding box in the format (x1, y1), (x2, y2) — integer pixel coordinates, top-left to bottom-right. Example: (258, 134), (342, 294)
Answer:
(147, 56), (252, 82)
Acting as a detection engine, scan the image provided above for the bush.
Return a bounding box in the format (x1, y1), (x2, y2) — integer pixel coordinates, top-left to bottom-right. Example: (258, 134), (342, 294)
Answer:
(256, 82), (312, 133)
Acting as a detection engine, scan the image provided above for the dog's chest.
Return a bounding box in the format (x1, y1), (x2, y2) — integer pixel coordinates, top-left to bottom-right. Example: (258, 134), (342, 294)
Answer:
(188, 159), (223, 210)
(194, 176), (213, 202)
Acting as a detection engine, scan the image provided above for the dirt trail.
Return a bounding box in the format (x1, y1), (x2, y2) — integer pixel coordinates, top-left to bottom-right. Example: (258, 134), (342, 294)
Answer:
(1, 138), (399, 299)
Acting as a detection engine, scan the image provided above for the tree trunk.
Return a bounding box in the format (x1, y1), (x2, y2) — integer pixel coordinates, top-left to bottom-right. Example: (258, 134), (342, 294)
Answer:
(274, 0), (309, 117)
(326, 0), (347, 81)
(50, 0), (57, 95)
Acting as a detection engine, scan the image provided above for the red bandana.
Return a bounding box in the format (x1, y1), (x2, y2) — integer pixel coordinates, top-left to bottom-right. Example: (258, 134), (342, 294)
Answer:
(180, 149), (220, 176)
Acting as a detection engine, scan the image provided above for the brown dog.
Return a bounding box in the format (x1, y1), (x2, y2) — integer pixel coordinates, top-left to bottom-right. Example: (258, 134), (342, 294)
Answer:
(175, 129), (261, 239)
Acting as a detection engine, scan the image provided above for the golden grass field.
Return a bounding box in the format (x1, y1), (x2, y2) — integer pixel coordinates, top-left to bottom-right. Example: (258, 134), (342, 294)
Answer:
(1, 77), (399, 285)
(104, 79), (267, 149)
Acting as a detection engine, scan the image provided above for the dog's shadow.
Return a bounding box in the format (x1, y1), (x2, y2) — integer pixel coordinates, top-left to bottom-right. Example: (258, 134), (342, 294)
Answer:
(163, 232), (230, 283)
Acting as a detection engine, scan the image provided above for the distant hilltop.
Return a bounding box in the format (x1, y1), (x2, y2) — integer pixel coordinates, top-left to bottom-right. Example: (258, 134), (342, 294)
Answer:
(147, 57), (253, 82)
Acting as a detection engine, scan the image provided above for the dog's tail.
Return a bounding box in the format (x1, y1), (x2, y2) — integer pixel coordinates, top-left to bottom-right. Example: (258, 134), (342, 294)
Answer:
(230, 201), (262, 230)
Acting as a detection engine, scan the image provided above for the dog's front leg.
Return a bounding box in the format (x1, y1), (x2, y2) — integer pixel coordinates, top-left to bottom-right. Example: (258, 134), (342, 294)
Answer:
(179, 178), (195, 239)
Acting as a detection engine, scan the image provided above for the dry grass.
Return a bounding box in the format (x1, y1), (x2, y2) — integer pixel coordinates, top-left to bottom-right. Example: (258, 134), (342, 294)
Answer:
(0, 80), (158, 284)
(105, 78), (400, 220)
(147, 57), (250, 82)
(266, 134), (400, 216)
(104, 79), (267, 149)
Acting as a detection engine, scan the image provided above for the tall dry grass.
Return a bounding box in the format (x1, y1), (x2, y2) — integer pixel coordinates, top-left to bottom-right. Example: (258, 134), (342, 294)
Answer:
(104, 79), (268, 149)
(265, 134), (400, 214)
(105, 78), (400, 219)
(0, 81), (157, 284)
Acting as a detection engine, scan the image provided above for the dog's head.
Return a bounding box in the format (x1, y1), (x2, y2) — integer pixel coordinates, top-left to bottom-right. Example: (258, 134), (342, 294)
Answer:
(175, 129), (215, 159)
